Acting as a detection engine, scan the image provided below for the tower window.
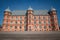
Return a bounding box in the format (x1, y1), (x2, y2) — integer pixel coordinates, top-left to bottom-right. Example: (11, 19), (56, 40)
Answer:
(29, 16), (31, 18)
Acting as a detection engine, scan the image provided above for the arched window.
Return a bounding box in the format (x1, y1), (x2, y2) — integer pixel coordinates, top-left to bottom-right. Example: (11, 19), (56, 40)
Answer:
(44, 26), (46, 29)
(20, 26), (22, 29)
(20, 16), (22, 20)
(24, 26), (26, 31)
(34, 25), (37, 28)
(15, 26), (17, 29)
(39, 26), (42, 29)
(29, 26), (31, 31)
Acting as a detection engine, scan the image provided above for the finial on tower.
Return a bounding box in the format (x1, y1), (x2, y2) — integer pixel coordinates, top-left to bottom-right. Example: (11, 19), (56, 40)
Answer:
(28, 6), (33, 10)
(51, 6), (56, 11)
(5, 6), (11, 12)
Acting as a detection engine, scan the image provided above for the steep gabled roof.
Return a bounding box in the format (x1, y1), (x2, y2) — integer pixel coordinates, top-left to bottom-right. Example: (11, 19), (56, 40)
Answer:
(12, 10), (49, 15)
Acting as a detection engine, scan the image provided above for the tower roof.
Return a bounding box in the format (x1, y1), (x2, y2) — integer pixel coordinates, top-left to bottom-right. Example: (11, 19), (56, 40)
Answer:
(28, 6), (33, 10)
(5, 7), (11, 12)
(51, 7), (56, 11)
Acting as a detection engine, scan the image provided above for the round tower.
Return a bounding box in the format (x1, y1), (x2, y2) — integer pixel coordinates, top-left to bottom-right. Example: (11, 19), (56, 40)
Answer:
(2, 7), (11, 31)
(49, 7), (59, 31)
(26, 6), (34, 31)
(4, 7), (11, 16)
(27, 6), (33, 14)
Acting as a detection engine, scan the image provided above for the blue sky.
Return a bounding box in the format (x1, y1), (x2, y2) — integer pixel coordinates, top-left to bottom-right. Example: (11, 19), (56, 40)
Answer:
(0, 0), (60, 26)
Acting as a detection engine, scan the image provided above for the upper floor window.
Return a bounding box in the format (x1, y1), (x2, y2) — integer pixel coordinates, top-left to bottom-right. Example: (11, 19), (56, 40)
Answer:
(15, 21), (17, 24)
(43, 17), (45, 20)
(6, 25), (8, 28)
(24, 21), (26, 24)
(39, 26), (42, 29)
(34, 21), (36, 24)
(29, 16), (31, 18)
(34, 25), (37, 28)
(39, 17), (40, 20)
(20, 21), (22, 24)
(49, 25), (51, 28)
(15, 26), (17, 29)
(39, 21), (41, 24)
(48, 21), (50, 24)
(44, 21), (46, 24)
(10, 26), (12, 29)
(34, 17), (36, 19)
(29, 20), (31, 24)
(52, 16), (54, 19)
(20, 16), (22, 20)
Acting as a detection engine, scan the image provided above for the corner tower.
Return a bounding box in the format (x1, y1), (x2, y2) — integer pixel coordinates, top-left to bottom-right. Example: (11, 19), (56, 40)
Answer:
(2, 7), (11, 31)
(49, 7), (59, 31)
(26, 6), (34, 31)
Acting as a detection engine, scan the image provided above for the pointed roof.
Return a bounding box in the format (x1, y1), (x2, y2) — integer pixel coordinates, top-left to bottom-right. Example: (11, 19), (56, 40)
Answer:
(5, 7), (11, 12)
(28, 6), (33, 10)
(51, 7), (56, 11)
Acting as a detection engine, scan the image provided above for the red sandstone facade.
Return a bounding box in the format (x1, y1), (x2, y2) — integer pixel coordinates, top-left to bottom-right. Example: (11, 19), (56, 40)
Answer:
(1, 7), (59, 32)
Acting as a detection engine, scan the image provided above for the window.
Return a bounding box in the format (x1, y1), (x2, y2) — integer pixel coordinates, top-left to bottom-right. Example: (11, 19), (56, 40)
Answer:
(39, 17), (40, 19)
(34, 17), (36, 19)
(29, 26), (31, 31)
(49, 26), (50, 28)
(34, 21), (36, 24)
(24, 21), (26, 24)
(15, 26), (17, 29)
(29, 20), (31, 24)
(20, 21), (22, 24)
(52, 16), (54, 19)
(24, 26), (26, 31)
(48, 21), (50, 24)
(29, 16), (31, 18)
(39, 26), (42, 29)
(44, 21), (46, 24)
(20, 26), (22, 29)
(20, 16), (22, 20)
(6, 25), (8, 29)
(16, 21), (17, 24)
(44, 26), (46, 29)
(43, 17), (45, 19)
(10, 26), (12, 29)
(16, 18), (19, 20)
(39, 21), (41, 24)
(34, 25), (37, 28)
(10, 21), (12, 24)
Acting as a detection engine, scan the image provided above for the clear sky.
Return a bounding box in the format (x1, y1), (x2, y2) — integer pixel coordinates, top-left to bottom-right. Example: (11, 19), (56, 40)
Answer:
(0, 0), (60, 26)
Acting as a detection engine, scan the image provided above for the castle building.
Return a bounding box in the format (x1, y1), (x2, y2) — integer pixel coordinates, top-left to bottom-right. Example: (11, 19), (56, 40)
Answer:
(2, 6), (59, 32)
